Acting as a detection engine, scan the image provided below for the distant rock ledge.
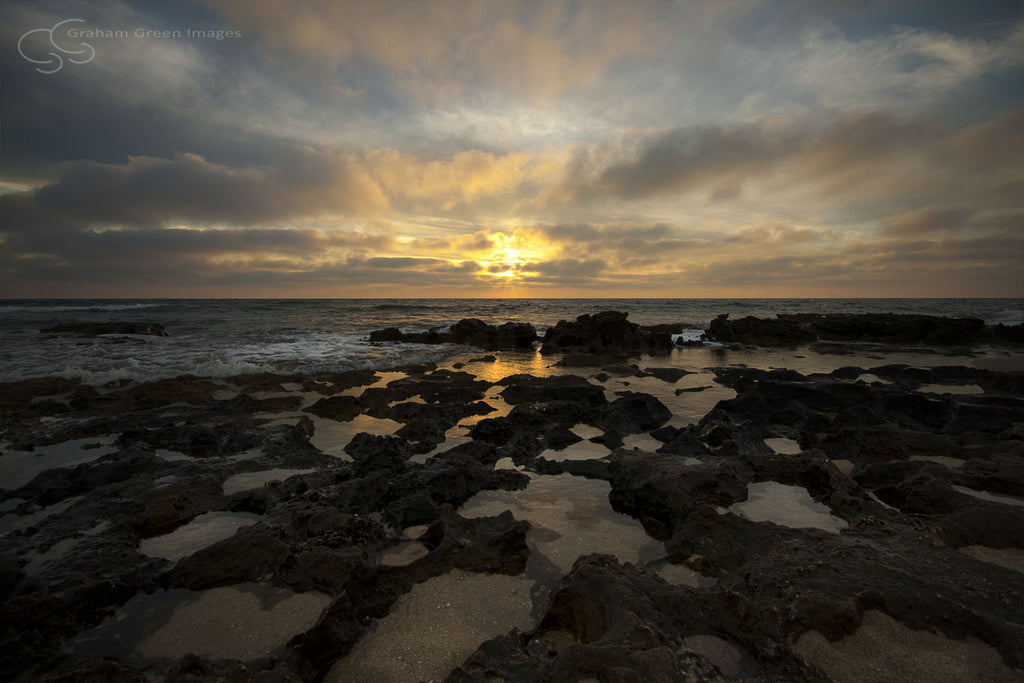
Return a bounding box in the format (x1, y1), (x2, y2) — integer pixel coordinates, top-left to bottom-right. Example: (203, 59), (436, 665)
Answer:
(40, 322), (170, 337)
(368, 311), (676, 356)
(705, 313), (1023, 347)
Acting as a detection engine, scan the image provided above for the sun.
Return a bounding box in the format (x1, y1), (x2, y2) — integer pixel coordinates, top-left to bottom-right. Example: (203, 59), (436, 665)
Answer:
(489, 247), (528, 278)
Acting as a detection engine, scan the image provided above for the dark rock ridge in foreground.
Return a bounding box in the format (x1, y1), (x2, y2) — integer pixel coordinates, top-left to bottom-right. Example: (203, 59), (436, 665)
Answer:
(40, 322), (170, 337)
(453, 363), (1024, 681)
(2, 315), (1023, 682)
(705, 313), (1024, 347)
(369, 318), (538, 350)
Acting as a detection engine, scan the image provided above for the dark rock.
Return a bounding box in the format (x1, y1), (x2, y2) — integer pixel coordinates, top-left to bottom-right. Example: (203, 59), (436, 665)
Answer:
(163, 653), (301, 682)
(555, 353), (620, 368)
(35, 655), (150, 681)
(706, 313), (1007, 347)
(592, 392), (672, 435)
(540, 311), (673, 357)
(418, 507), (530, 576)
(368, 327), (404, 342)
(303, 397), (360, 423)
(344, 433), (411, 473)
(135, 479), (223, 536)
(543, 426), (583, 451)
(706, 314), (815, 346)
(590, 429), (623, 450)
(164, 524), (292, 590)
(642, 367), (692, 383)
(609, 451), (749, 539)
(498, 374), (607, 407)
(301, 395), (362, 421)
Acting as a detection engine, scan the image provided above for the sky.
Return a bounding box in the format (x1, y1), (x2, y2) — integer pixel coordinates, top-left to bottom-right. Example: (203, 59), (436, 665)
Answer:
(1, 0), (1022, 298)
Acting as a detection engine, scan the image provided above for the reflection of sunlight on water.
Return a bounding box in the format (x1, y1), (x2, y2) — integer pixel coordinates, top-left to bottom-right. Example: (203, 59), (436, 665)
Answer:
(307, 413), (402, 459)
(445, 349), (556, 383)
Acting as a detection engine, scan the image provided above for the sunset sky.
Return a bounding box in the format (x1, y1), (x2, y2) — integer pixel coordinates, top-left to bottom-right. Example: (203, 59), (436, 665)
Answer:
(1, 0), (1022, 298)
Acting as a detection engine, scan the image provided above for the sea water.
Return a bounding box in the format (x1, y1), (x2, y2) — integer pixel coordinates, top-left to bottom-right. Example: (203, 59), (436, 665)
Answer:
(1, 298), (1021, 385)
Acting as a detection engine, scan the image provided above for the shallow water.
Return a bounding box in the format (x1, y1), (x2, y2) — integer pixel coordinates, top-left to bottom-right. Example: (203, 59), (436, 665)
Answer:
(951, 485), (1024, 508)
(0, 495), (84, 535)
(66, 583), (329, 663)
(958, 546), (1024, 574)
(222, 468), (317, 496)
(764, 437), (802, 454)
(0, 435), (119, 491)
(138, 511), (261, 562)
(460, 473), (663, 577)
(306, 413), (402, 459)
(915, 383), (984, 395)
(724, 481), (848, 534)
(379, 540), (430, 566)
(544, 439), (611, 461)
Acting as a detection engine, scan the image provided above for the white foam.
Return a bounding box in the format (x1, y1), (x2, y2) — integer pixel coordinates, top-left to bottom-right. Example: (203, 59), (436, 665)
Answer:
(0, 330), (464, 386)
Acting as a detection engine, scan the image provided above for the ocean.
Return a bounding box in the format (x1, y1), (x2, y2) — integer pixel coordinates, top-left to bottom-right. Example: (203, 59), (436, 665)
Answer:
(2, 298), (1022, 386)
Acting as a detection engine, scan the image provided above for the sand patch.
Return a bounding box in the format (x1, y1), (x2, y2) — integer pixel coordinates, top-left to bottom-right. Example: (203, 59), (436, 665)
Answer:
(795, 610), (1020, 683)
(326, 570), (533, 682)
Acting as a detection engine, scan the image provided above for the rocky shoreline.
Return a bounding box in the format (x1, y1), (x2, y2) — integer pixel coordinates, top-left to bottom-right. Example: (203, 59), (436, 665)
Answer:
(1, 312), (1022, 681)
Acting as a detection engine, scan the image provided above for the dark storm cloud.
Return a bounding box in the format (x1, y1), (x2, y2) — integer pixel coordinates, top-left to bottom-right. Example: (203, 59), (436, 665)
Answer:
(554, 110), (946, 204)
(594, 124), (799, 200)
(881, 207), (975, 237)
(0, 150), (386, 237)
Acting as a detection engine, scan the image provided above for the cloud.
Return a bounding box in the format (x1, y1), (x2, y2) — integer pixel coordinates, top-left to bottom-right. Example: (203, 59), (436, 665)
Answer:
(550, 109), (949, 204)
(0, 151), (389, 237)
(781, 19), (1024, 110)
(882, 207), (974, 236)
(0, 143), (566, 239)
(200, 0), (672, 101)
